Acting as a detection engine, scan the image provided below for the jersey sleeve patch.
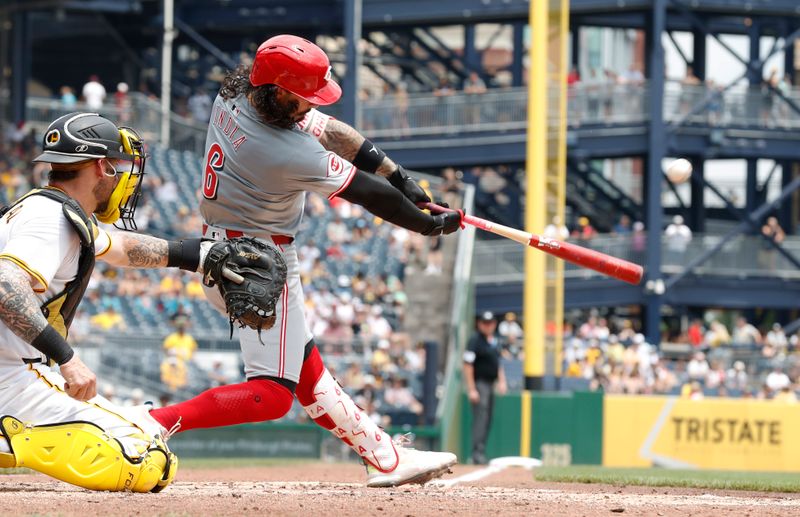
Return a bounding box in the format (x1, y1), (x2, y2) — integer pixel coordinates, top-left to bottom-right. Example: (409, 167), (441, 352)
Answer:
(463, 350), (477, 364)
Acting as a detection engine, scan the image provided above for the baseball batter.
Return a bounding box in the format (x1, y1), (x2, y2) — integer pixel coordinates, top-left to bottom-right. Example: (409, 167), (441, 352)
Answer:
(149, 34), (461, 487)
(0, 112), (240, 492)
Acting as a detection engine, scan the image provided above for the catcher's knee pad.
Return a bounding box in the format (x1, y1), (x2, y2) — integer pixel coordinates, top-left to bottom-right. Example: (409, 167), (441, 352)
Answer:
(0, 415), (178, 493)
(0, 429), (14, 468)
(300, 369), (398, 473)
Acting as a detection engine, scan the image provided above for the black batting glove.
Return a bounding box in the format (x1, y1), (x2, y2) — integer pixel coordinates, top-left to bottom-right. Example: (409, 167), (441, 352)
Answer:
(389, 165), (431, 204)
(423, 210), (465, 236)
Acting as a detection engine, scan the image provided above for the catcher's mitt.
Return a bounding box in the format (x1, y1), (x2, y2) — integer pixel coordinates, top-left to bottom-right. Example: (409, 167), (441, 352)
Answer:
(202, 236), (287, 338)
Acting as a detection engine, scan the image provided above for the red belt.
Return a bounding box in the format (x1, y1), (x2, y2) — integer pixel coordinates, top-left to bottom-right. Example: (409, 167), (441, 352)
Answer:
(202, 224), (294, 245)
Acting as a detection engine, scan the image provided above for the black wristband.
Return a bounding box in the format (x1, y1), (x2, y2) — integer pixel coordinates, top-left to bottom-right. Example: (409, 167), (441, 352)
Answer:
(32, 326), (74, 365)
(167, 238), (202, 272)
(352, 139), (386, 173)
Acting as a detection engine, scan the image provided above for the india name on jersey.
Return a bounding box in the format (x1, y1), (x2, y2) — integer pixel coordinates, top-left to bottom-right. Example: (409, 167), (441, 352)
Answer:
(0, 195), (110, 364)
(199, 94), (356, 239)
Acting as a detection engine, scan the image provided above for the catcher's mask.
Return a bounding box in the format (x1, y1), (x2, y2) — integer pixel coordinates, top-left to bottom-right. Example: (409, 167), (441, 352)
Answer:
(33, 112), (147, 230)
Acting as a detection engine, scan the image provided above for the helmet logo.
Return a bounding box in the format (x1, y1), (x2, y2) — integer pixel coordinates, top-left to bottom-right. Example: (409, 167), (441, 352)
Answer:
(324, 66), (332, 82)
(45, 129), (60, 146)
(75, 144), (89, 153)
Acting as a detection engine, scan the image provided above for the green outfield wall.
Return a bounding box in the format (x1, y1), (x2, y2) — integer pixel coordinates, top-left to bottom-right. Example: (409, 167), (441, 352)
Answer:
(459, 391), (603, 464)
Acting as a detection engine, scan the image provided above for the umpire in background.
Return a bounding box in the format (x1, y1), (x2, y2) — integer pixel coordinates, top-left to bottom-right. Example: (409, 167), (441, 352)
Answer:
(463, 311), (507, 464)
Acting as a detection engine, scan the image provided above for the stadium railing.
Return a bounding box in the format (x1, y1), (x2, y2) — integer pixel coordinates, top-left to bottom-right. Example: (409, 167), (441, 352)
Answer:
(473, 233), (800, 283)
(21, 82), (800, 151)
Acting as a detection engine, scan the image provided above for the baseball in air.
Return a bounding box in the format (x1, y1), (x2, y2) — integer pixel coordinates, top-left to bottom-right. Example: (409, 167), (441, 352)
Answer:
(666, 158), (693, 184)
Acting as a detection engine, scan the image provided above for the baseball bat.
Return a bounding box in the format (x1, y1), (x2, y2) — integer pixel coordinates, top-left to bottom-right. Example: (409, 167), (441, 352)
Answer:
(423, 202), (643, 285)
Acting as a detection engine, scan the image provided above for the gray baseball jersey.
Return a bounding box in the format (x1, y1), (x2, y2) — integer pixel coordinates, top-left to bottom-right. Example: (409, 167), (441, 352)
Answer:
(199, 94), (356, 382)
(199, 94), (355, 238)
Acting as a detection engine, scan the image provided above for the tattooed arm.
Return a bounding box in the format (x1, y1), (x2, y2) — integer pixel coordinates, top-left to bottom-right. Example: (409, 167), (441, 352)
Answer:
(318, 118), (431, 204)
(100, 232), (169, 268)
(0, 259), (96, 400)
(0, 259), (48, 342)
(318, 118), (398, 178)
(100, 232), (209, 273)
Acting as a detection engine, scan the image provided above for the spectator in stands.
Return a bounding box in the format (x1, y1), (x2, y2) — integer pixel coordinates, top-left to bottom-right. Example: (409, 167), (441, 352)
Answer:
(765, 366), (791, 394)
(584, 69), (603, 120)
(60, 86), (77, 109)
(679, 66), (701, 115)
(612, 214), (632, 236)
(682, 381), (704, 400)
(687, 351), (710, 383)
(652, 360), (678, 394)
(764, 323), (788, 358)
(124, 388), (145, 407)
(434, 76), (455, 98)
(90, 305), (126, 331)
(160, 349), (188, 395)
(774, 386), (798, 403)
(392, 82), (410, 136)
(761, 68), (779, 128)
(732, 316), (761, 348)
(759, 216), (785, 270)
(188, 88), (213, 123)
(162, 314), (197, 362)
(463, 71), (487, 124)
(463, 311), (507, 465)
(726, 360), (748, 391)
(664, 215), (692, 262)
(572, 216), (597, 244)
(705, 361), (726, 391)
(207, 360), (229, 388)
(115, 82), (131, 123)
(498, 312), (523, 346)
(383, 376), (423, 417)
(101, 383), (119, 405)
(82, 75), (107, 110)
(630, 221), (646, 262)
(440, 167), (462, 209)
(705, 320), (731, 348)
(687, 318), (705, 349)
(543, 215), (570, 241)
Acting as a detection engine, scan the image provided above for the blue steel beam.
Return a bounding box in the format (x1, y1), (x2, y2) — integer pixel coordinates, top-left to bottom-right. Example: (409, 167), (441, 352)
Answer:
(173, 18), (237, 70)
(644, 0), (667, 345)
(664, 173), (800, 290)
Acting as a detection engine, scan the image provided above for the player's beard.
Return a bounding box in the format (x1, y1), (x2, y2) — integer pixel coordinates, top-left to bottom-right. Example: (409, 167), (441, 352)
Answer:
(93, 174), (118, 215)
(249, 86), (300, 129)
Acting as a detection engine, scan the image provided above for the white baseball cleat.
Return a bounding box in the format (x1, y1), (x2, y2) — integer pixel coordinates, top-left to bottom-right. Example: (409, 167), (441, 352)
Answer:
(365, 435), (457, 488)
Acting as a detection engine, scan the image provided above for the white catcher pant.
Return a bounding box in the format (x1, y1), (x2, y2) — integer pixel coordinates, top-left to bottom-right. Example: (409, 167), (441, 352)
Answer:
(0, 362), (162, 458)
(201, 238), (312, 384)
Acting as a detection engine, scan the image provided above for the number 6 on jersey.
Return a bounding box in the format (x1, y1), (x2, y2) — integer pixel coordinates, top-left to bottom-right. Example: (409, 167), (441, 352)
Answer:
(203, 142), (224, 199)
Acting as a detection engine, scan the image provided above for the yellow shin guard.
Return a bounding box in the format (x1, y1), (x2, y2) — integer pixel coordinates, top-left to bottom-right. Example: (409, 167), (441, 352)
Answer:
(0, 415), (178, 492)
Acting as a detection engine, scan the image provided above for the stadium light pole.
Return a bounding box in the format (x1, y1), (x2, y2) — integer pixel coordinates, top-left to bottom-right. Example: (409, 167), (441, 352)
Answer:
(161, 0), (175, 147)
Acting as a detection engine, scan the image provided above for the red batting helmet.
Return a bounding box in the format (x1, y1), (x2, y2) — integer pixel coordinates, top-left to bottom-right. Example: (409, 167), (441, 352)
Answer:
(250, 34), (342, 106)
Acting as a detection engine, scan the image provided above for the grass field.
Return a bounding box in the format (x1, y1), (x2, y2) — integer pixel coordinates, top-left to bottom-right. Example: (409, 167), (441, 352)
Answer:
(534, 465), (800, 493)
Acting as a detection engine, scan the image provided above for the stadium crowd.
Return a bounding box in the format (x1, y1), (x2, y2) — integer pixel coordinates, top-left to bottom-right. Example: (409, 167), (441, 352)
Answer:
(561, 314), (800, 402)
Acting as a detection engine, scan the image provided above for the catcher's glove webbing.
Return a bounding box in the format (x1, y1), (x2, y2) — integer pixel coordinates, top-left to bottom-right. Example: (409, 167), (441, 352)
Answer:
(202, 237), (287, 339)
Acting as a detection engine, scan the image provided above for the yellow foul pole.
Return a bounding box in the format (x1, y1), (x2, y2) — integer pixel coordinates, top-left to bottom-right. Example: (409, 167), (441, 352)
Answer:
(522, 0), (569, 458)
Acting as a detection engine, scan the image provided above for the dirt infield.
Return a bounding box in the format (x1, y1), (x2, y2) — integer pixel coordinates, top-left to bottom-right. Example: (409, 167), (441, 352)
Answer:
(3, 463), (799, 516)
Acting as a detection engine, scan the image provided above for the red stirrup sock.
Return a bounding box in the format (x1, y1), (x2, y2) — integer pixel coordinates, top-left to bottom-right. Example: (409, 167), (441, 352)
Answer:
(295, 344), (399, 472)
(150, 378), (294, 432)
(295, 345), (335, 430)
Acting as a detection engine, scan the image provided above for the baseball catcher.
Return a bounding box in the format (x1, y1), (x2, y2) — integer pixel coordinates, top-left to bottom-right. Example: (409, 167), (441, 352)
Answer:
(201, 236), (288, 338)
